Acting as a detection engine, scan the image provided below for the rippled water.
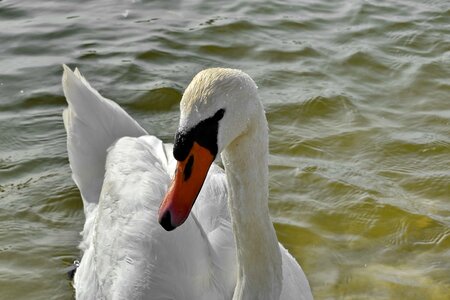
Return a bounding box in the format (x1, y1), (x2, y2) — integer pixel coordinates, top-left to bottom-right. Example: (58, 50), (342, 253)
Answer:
(1, 0), (449, 299)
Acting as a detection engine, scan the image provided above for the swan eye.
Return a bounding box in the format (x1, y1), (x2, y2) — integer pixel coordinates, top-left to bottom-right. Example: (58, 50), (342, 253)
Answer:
(173, 109), (225, 161)
(173, 130), (194, 161)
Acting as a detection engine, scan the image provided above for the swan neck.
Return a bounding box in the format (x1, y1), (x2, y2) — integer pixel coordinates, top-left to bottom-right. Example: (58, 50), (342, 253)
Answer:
(222, 104), (282, 300)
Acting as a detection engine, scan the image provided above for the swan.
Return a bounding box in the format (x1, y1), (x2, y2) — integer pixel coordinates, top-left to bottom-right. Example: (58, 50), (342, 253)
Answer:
(62, 65), (313, 300)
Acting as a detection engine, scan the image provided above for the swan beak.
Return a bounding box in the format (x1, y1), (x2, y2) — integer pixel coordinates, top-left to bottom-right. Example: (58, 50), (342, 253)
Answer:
(158, 142), (215, 231)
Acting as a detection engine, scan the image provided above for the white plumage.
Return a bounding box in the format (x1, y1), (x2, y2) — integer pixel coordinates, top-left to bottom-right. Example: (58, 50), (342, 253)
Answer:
(62, 65), (313, 299)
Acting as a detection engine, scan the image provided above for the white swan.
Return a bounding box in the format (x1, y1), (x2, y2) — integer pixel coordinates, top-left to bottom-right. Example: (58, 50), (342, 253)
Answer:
(62, 65), (313, 300)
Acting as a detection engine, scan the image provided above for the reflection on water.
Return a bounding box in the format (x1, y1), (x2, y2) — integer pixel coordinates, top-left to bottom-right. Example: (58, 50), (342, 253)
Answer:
(0, 0), (449, 299)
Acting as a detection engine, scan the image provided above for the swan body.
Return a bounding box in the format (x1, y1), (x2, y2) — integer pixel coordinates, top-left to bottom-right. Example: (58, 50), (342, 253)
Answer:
(62, 65), (313, 299)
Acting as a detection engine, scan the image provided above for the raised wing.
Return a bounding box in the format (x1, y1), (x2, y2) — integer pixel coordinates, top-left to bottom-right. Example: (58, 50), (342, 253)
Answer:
(62, 65), (147, 212)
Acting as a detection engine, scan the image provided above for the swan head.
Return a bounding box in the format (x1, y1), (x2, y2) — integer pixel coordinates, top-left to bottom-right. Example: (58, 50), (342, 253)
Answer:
(158, 68), (259, 231)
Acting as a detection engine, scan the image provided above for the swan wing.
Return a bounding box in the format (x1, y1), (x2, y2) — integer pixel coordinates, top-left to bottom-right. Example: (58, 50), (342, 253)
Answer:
(280, 245), (314, 300)
(191, 164), (237, 296)
(62, 65), (147, 212)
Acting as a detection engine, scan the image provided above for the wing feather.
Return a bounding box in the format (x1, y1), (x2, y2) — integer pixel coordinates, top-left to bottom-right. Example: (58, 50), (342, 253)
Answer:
(62, 65), (147, 210)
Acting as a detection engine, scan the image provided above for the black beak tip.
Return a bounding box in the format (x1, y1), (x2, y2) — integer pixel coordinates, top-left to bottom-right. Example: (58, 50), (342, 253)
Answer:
(159, 210), (176, 231)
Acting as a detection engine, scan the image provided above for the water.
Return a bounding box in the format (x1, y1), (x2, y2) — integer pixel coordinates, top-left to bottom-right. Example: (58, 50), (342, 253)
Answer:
(1, 0), (449, 299)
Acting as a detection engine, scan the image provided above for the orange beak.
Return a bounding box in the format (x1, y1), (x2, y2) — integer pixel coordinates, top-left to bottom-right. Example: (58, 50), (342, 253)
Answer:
(158, 142), (215, 231)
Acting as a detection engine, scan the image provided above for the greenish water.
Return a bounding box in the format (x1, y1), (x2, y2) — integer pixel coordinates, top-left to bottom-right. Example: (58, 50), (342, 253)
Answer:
(1, 0), (449, 299)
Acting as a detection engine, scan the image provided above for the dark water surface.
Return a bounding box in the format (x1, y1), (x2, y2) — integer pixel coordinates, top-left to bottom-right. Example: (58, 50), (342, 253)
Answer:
(0, 0), (449, 299)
